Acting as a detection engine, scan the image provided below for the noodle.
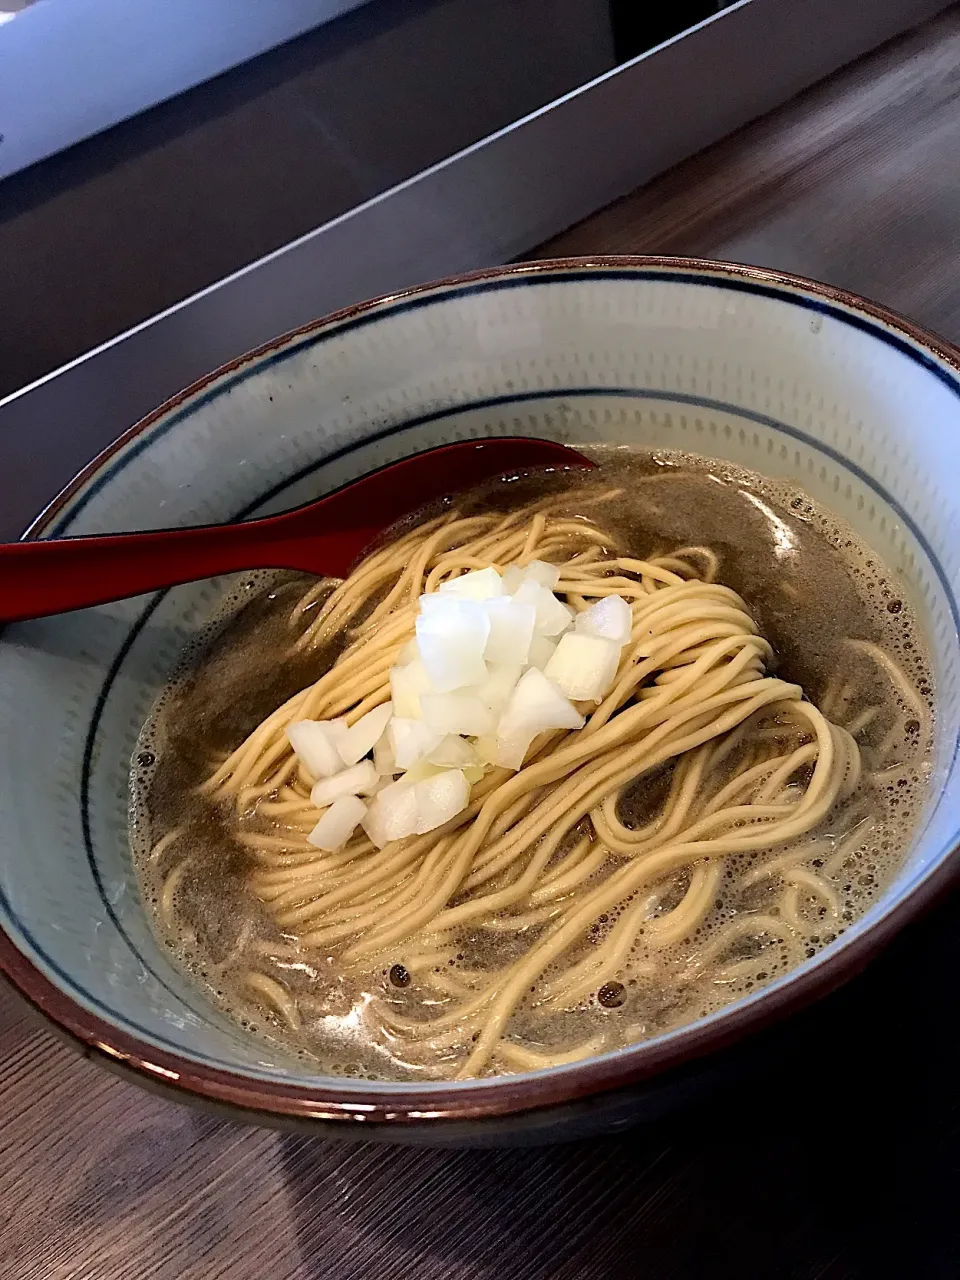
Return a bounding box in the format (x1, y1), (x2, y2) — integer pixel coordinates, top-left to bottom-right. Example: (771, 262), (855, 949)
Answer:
(191, 493), (885, 1078)
(134, 451), (933, 1083)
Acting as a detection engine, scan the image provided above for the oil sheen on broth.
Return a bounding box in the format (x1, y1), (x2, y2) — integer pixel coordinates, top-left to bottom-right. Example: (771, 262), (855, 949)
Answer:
(130, 447), (934, 1080)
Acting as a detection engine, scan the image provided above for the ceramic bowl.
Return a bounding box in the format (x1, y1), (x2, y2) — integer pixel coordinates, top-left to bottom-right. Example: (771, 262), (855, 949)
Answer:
(2, 257), (959, 1145)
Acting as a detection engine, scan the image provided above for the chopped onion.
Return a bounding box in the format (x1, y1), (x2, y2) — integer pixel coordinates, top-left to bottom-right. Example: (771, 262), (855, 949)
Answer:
(527, 633), (559, 670)
(502, 560), (560, 593)
(522, 560), (561, 591)
(287, 720), (347, 780)
(414, 769), (470, 834)
(337, 701), (394, 766)
(483, 596), (536, 665)
(310, 759), (379, 808)
(396, 638), (420, 664)
(496, 667), (584, 771)
(501, 565), (524, 594)
(420, 691), (496, 737)
(353, 552), (615, 815)
(373, 732), (397, 777)
(513, 579), (574, 637)
(307, 794), (367, 850)
(427, 734), (479, 768)
(403, 759), (447, 784)
(326, 718), (350, 744)
(438, 566), (503, 600)
(361, 801), (389, 849)
(415, 596), (490, 692)
(544, 632), (622, 702)
(389, 660), (433, 719)
(475, 661), (524, 712)
(575, 594), (632, 645)
(363, 777), (419, 846)
(491, 733), (536, 771)
(388, 717), (443, 770)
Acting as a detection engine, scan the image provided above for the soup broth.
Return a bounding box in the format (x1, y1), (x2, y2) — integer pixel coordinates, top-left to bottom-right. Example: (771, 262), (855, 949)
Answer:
(130, 447), (933, 1079)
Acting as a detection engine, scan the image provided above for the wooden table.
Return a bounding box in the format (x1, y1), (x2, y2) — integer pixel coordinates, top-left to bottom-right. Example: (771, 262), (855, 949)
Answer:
(4, 11), (960, 1278)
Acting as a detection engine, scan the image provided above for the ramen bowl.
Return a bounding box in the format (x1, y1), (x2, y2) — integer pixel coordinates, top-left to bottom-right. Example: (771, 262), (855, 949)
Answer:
(2, 257), (959, 1145)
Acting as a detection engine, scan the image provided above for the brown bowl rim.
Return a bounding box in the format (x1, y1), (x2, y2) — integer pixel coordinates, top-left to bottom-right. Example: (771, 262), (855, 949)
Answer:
(3, 253), (960, 1126)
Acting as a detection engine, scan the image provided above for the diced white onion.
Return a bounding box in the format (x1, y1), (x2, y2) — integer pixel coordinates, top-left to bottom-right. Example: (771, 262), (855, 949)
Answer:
(414, 769), (470, 834)
(355, 553), (614, 811)
(363, 777), (420, 846)
(402, 759), (446, 783)
(420, 691), (496, 737)
(483, 597), (536, 665)
(389, 660), (433, 719)
(415, 596), (490, 692)
(502, 560), (560, 593)
(326, 718), (349, 743)
(527, 633), (559, 670)
(438, 566), (503, 600)
(373, 732), (397, 777)
(498, 670), (584, 738)
(310, 759), (379, 808)
(388, 717), (443, 770)
(491, 733), (536, 771)
(521, 560), (561, 591)
(307, 794), (367, 850)
(497, 666), (584, 747)
(337, 701), (394, 766)
(500, 564), (524, 594)
(287, 720), (346, 780)
(396, 638), (420, 664)
(574, 594), (632, 645)
(474, 661), (524, 712)
(360, 797), (389, 848)
(513, 579), (574, 637)
(544, 632), (622, 702)
(427, 734), (479, 768)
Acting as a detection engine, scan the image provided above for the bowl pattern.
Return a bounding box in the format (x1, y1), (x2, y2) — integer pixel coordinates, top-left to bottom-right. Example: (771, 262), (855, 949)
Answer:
(1, 258), (959, 1130)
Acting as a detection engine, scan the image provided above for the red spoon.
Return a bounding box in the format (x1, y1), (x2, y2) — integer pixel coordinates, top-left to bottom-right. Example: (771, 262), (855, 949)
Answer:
(0, 438), (595, 624)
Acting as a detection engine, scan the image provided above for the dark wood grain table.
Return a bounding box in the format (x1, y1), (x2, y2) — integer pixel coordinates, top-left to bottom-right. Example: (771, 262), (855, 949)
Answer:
(4, 11), (960, 1279)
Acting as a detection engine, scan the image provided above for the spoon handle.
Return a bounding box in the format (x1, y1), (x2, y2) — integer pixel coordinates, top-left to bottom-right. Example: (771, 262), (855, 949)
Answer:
(0, 438), (594, 624)
(0, 518), (311, 624)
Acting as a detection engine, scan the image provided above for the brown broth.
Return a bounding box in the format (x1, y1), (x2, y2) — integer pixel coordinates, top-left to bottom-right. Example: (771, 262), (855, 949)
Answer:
(130, 447), (934, 1079)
